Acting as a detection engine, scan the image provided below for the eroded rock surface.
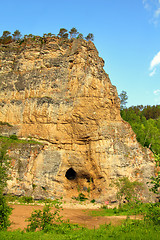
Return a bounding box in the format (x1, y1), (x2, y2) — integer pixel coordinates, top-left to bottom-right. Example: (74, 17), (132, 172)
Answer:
(0, 37), (155, 201)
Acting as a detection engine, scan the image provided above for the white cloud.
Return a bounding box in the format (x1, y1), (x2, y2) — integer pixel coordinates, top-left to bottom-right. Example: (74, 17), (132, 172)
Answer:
(142, 0), (150, 10)
(153, 89), (160, 95)
(153, 89), (160, 104)
(154, 7), (160, 17)
(149, 51), (160, 76)
(149, 68), (156, 76)
(142, 0), (160, 25)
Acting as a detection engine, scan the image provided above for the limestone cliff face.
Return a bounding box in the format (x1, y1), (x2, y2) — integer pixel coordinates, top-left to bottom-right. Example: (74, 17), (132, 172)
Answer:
(0, 37), (155, 201)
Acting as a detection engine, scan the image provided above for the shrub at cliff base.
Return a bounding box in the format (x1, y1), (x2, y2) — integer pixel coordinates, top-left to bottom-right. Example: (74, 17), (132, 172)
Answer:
(0, 146), (12, 230)
(26, 200), (79, 233)
(0, 195), (12, 230)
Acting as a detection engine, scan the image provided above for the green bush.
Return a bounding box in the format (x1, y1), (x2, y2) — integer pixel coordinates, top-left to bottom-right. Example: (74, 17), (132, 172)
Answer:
(74, 193), (88, 202)
(26, 204), (55, 232)
(0, 146), (12, 230)
(144, 203), (160, 225)
(0, 121), (12, 127)
(112, 177), (143, 206)
(19, 196), (34, 204)
(0, 195), (12, 230)
(9, 134), (18, 140)
(26, 200), (79, 233)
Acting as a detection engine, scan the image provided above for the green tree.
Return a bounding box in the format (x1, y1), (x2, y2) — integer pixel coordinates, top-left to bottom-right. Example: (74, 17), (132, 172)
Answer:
(149, 154), (160, 195)
(120, 104), (160, 154)
(113, 177), (143, 206)
(77, 33), (84, 39)
(57, 28), (68, 38)
(85, 33), (94, 41)
(142, 105), (160, 120)
(119, 90), (128, 110)
(1, 31), (11, 39)
(0, 31), (12, 44)
(0, 146), (12, 230)
(43, 33), (55, 38)
(12, 30), (22, 41)
(69, 27), (79, 39)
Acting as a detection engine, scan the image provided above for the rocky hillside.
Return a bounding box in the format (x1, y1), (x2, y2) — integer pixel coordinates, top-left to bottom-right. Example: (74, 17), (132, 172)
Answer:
(0, 37), (155, 202)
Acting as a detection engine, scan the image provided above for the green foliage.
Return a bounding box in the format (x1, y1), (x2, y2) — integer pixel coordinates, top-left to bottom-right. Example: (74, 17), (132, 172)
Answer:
(57, 28), (69, 39)
(73, 193), (88, 202)
(0, 146), (12, 230)
(5, 194), (20, 203)
(142, 104), (160, 120)
(91, 201), (148, 217)
(9, 134), (18, 140)
(0, 195), (12, 230)
(77, 33), (84, 39)
(12, 30), (22, 41)
(144, 203), (160, 225)
(154, 153), (160, 167)
(120, 103), (160, 154)
(85, 33), (94, 41)
(26, 200), (79, 233)
(0, 135), (42, 230)
(119, 90), (128, 110)
(0, 146), (10, 193)
(0, 29), (94, 45)
(0, 121), (12, 127)
(0, 31), (12, 44)
(20, 196), (34, 204)
(69, 27), (79, 39)
(113, 177), (143, 206)
(1, 220), (160, 239)
(43, 33), (55, 38)
(0, 135), (42, 147)
(149, 154), (160, 194)
(26, 204), (56, 232)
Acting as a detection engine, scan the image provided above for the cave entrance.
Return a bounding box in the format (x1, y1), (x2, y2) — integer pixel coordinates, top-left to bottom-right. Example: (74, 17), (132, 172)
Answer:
(65, 168), (77, 180)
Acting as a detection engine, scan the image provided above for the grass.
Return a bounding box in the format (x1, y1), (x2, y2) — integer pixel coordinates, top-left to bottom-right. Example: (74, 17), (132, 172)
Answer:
(0, 121), (12, 127)
(0, 220), (160, 239)
(6, 194), (55, 205)
(1, 198), (160, 239)
(0, 135), (42, 147)
(90, 202), (150, 217)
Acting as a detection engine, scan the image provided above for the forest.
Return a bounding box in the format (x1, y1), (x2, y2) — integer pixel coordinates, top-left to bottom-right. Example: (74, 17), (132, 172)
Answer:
(119, 91), (160, 155)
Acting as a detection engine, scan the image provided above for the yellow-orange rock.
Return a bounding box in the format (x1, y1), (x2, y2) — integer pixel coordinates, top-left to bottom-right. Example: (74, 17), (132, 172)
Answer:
(0, 37), (155, 202)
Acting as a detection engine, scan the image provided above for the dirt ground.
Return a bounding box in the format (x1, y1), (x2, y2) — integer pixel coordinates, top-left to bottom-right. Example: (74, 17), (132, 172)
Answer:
(9, 204), (140, 230)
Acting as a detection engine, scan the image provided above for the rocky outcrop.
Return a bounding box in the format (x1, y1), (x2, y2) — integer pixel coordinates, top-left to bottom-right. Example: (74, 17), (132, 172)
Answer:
(0, 37), (155, 202)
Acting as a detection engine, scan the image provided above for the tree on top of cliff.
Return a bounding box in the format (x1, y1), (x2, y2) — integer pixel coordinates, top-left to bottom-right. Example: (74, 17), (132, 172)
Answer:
(43, 33), (55, 38)
(0, 31), (12, 44)
(57, 28), (69, 38)
(85, 33), (94, 41)
(69, 27), (79, 39)
(12, 30), (22, 41)
(24, 34), (35, 39)
(77, 33), (84, 39)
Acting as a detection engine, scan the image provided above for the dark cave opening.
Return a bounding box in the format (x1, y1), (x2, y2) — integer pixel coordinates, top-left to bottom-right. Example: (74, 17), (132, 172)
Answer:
(65, 168), (77, 180)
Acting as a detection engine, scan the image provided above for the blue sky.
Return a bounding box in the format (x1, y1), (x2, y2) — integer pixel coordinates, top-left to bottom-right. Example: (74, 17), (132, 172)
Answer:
(0, 0), (160, 107)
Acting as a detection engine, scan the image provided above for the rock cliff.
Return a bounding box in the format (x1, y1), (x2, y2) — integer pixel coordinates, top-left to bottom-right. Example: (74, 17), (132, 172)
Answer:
(0, 37), (155, 202)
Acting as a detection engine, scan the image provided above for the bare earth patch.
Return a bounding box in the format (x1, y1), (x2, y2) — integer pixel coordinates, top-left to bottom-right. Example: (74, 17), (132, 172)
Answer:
(9, 203), (141, 230)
